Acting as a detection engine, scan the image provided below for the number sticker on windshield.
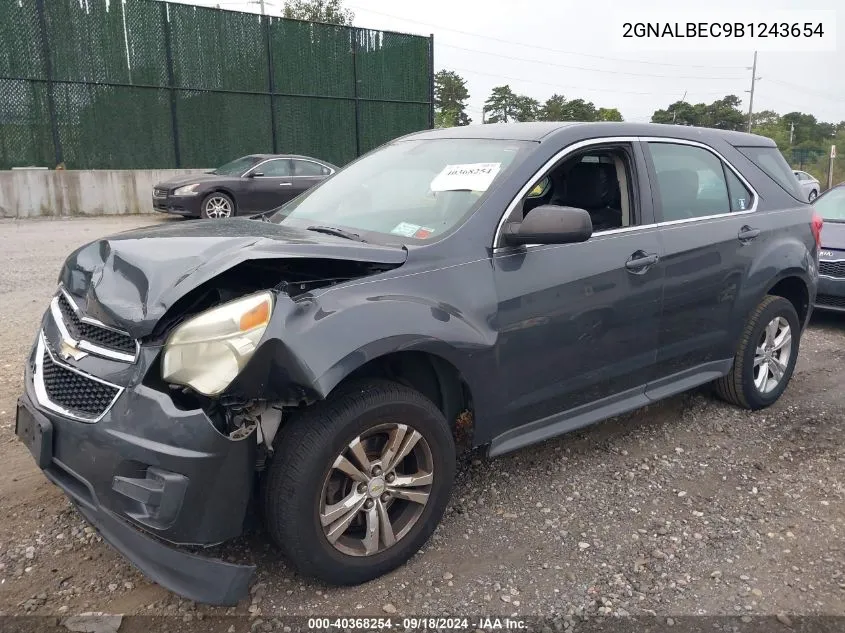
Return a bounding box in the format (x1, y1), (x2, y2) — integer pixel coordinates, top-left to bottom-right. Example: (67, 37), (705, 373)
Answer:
(430, 163), (502, 192)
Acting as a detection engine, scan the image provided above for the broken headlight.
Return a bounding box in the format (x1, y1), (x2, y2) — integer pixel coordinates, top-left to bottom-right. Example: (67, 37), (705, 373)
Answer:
(161, 291), (273, 396)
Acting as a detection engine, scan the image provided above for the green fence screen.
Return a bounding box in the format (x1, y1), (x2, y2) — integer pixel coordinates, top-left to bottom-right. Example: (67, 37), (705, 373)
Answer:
(0, 0), (434, 170)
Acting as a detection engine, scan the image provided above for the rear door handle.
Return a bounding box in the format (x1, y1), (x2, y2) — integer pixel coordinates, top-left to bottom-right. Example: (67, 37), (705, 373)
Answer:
(625, 251), (659, 273)
(279, 182), (293, 186)
(738, 226), (760, 242)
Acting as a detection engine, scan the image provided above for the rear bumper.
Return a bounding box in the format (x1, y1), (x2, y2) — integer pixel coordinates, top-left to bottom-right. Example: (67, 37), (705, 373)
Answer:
(815, 276), (845, 312)
(16, 339), (257, 605)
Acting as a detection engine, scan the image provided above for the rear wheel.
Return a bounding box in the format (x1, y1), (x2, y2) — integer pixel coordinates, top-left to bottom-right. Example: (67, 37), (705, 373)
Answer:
(263, 379), (455, 584)
(715, 295), (800, 410)
(809, 189), (818, 202)
(200, 192), (234, 219)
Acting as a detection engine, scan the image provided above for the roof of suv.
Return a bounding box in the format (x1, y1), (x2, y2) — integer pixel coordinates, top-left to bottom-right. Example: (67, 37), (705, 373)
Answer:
(403, 122), (776, 147)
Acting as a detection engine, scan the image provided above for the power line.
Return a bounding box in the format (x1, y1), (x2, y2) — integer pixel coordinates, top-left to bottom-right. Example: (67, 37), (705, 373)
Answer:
(347, 5), (748, 70)
(765, 79), (843, 103)
(438, 43), (747, 81)
(449, 65), (738, 98)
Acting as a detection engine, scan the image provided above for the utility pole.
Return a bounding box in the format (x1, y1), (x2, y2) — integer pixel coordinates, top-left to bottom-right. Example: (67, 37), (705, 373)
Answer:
(746, 51), (760, 133)
(259, 0), (265, 14)
(672, 90), (687, 124)
(789, 122), (794, 144)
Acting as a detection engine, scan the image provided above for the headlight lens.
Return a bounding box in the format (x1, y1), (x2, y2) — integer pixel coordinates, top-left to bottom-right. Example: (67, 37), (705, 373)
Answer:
(161, 291), (273, 396)
(173, 183), (201, 196)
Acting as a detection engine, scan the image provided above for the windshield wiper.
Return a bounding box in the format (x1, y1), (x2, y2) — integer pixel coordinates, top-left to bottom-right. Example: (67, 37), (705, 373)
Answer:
(306, 225), (366, 242)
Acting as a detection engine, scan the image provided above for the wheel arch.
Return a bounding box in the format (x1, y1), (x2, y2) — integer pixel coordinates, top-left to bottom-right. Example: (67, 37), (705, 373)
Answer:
(324, 349), (476, 447)
(765, 272), (811, 327)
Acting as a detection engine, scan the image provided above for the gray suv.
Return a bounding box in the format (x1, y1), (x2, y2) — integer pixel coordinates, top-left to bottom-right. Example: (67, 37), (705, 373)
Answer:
(16, 122), (821, 605)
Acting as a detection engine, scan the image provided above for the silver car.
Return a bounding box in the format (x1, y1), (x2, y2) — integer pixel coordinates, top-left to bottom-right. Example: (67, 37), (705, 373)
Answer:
(793, 170), (821, 202)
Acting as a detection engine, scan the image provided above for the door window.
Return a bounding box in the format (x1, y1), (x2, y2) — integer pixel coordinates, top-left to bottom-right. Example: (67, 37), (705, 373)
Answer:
(724, 167), (754, 211)
(648, 143), (733, 220)
(255, 159), (292, 177)
(512, 144), (639, 236)
(292, 159), (330, 176)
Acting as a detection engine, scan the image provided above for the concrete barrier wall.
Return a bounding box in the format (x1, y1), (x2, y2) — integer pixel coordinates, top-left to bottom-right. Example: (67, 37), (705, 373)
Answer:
(0, 169), (209, 218)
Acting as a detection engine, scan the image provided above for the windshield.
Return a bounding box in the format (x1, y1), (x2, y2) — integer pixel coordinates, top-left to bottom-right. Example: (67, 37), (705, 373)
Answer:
(269, 138), (532, 241)
(815, 187), (845, 222)
(213, 155), (262, 176)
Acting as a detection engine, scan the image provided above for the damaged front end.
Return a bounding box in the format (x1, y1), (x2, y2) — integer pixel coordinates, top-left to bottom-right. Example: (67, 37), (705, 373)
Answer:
(18, 221), (407, 605)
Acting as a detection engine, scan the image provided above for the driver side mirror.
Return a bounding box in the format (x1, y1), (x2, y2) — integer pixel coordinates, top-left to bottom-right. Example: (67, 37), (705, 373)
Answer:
(248, 171), (263, 178)
(502, 205), (593, 246)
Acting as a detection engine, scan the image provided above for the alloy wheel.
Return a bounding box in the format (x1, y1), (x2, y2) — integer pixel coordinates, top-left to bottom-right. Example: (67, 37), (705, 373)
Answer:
(320, 423), (434, 557)
(753, 316), (792, 394)
(204, 196), (232, 218)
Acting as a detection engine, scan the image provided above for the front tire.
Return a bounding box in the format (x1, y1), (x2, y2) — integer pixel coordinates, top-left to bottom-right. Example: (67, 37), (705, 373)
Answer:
(715, 295), (800, 410)
(200, 192), (235, 219)
(263, 379), (455, 585)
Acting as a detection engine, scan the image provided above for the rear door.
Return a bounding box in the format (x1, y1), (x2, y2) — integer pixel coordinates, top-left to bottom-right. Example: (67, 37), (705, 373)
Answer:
(291, 158), (334, 198)
(644, 139), (763, 392)
(242, 158), (296, 211)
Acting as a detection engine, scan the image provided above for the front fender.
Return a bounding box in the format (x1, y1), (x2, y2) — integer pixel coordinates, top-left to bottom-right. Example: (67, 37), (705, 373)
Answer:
(224, 259), (500, 417)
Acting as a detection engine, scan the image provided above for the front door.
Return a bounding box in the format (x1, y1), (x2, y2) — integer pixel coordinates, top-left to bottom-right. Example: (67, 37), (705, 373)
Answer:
(242, 158), (298, 212)
(490, 141), (664, 446)
(642, 140), (764, 385)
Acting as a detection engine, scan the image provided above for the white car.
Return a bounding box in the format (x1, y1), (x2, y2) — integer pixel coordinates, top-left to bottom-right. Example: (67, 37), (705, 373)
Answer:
(793, 170), (820, 202)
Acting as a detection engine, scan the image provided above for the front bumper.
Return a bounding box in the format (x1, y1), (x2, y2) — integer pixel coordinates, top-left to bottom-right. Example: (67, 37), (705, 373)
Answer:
(152, 192), (202, 217)
(816, 275), (845, 312)
(16, 319), (257, 605)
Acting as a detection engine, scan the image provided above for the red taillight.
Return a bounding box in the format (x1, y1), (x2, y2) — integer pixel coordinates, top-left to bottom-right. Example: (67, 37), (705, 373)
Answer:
(811, 212), (823, 248)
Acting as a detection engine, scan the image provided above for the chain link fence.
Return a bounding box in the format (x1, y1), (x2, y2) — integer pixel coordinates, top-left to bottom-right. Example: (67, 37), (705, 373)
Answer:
(0, 0), (434, 170)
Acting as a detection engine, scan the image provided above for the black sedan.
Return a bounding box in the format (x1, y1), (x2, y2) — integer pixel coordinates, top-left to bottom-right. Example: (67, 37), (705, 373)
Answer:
(814, 183), (845, 311)
(153, 154), (337, 219)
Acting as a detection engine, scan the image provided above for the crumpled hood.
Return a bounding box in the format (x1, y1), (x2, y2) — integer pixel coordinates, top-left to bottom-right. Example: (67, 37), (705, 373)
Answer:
(59, 218), (407, 338)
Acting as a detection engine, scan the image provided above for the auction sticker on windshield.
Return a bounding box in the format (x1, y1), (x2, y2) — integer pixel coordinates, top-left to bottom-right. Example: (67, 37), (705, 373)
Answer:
(391, 222), (421, 237)
(430, 162), (501, 192)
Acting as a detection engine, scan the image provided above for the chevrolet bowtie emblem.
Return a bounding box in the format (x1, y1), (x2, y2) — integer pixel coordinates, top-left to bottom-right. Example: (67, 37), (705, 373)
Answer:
(59, 338), (88, 361)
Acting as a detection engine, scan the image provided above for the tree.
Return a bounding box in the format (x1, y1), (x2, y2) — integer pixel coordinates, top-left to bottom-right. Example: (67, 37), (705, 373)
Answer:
(283, 0), (354, 25)
(559, 98), (597, 121)
(597, 107), (623, 122)
(707, 95), (745, 130)
(651, 95), (745, 130)
(538, 94), (567, 121)
(483, 85), (519, 123)
(434, 70), (470, 127)
(514, 95), (541, 122)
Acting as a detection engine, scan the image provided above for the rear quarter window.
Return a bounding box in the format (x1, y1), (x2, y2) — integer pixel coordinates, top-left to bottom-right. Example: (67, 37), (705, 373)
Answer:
(736, 146), (805, 201)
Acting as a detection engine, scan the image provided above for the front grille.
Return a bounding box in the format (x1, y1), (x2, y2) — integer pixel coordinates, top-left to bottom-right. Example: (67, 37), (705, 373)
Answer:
(153, 188), (168, 198)
(57, 292), (136, 356)
(819, 260), (845, 278)
(816, 293), (845, 309)
(41, 344), (121, 419)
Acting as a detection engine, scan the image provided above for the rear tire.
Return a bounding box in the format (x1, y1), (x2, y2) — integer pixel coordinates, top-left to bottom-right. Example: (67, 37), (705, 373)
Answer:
(809, 189), (818, 202)
(263, 379), (455, 585)
(715, 295), (800, 410)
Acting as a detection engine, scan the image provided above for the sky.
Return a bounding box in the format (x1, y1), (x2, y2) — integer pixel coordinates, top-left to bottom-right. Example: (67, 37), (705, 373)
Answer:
(171, 0), (844, 125)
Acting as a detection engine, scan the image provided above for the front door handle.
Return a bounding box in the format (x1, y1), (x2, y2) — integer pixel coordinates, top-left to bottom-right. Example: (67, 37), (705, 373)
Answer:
(279, 182), (293, 186)
(625, 251), (659, 273)
(738, 226), (761, 242)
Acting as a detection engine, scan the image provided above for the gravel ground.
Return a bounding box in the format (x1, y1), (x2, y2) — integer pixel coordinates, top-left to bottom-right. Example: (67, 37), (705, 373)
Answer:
(0, 216), (843, 627)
